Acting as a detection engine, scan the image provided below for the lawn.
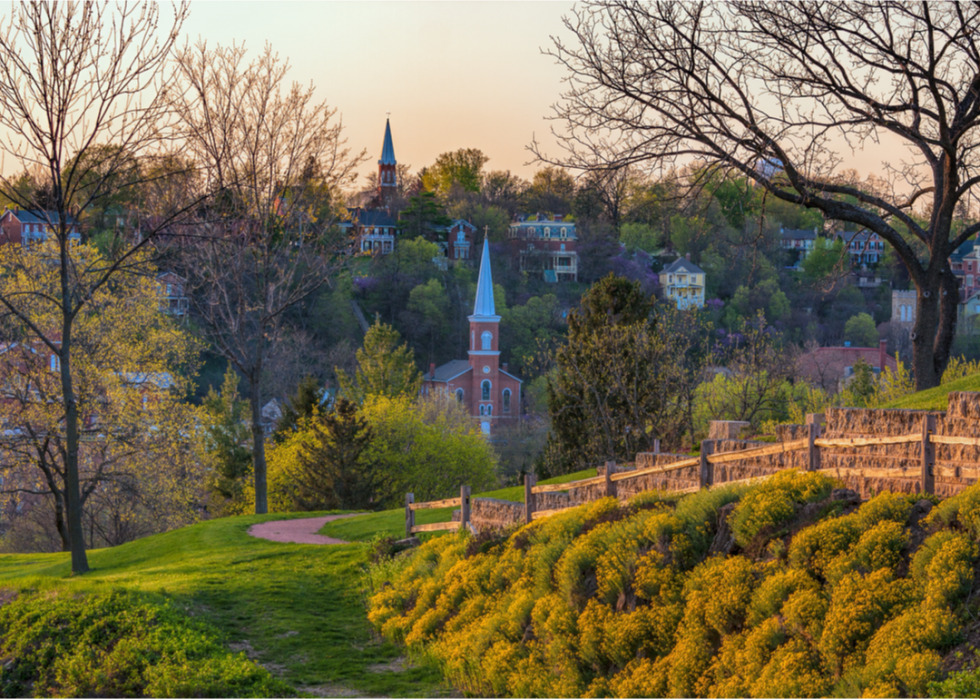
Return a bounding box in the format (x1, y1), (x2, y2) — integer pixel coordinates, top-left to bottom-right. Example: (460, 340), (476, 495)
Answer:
(878, 372), (980, 410)
(319, 468), (598, 542)
(0, 512), (450, 697)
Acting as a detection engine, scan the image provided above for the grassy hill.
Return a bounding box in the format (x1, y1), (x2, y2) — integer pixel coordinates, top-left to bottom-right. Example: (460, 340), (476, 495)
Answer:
(0, 468), (596, 697)
(878, 372), (980, 410)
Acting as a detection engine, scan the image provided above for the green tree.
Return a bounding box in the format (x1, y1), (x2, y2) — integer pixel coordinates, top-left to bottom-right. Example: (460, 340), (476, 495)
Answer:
(399, 191), (451, 241)
(619, 222), (658, 253)
(422, 148), (489, 196)
(200, 367), (253, 515)
(524, 166), (576, 216)
(845, 313), (880, 348)
(274, 375), (324, 442)
(337, 320), (422, 403)
(501, 295), (564, 375)
(406, 278), (450, 364)
(572, 273), (651, 334)
(802, 237), (846, 283)
(292, 397), (382, 510)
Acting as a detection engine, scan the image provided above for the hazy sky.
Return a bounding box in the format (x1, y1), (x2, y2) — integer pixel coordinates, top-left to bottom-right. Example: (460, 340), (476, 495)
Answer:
(183, 2), (575, 186)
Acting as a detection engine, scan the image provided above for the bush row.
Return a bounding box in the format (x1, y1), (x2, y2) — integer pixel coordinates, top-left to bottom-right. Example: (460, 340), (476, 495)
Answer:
(368, 471), (980, 697)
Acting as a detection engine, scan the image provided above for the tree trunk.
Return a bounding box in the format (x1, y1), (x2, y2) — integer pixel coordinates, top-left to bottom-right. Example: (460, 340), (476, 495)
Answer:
(61, 315), (89, 573)
(54, 491), (70, 552)
(250, 378), (268, 514)
(912, 266), (960, 391)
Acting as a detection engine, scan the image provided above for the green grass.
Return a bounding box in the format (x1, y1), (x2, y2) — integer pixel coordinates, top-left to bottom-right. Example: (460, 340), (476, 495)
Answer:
(319, 468), (598, 542)
(878, 372), (980, 410)
(0, 512), (450, 697)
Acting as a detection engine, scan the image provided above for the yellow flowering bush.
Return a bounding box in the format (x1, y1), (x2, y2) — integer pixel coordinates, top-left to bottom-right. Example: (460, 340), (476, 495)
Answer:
(366, 473), (980, 698)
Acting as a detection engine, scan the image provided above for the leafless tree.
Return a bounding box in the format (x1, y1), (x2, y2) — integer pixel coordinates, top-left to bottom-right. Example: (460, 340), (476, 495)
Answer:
(536, 1), (980, 389)
(172, 42), (365, 514)
(0, 1), (189, 573)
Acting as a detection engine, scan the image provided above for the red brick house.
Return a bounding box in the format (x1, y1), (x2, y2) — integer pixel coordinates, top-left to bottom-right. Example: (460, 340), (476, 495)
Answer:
(797, 340), (898, 393)
(0, 208), (81, 249)
(447, 219), (477, 262)
(421, 238), (522, 435)
(507, 215), (578, 282)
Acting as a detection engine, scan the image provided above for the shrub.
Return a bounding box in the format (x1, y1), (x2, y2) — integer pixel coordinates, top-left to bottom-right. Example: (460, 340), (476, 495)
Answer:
(0, 589), (291, 698)
(788, 514), (862, 578)
(911, 531), (978, 608)
(671, 481), (751, 566)
(855, 491), (914, 530)
(730, 470), (834, 548)
(926, 480), (980, 539)
(747, 568), (820, 626)
(825, 520), (909, 585)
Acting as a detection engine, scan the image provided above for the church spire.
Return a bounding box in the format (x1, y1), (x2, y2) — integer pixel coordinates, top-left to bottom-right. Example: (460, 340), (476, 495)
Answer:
(379, 117), (396, 166)
(470, 235), (499, 321)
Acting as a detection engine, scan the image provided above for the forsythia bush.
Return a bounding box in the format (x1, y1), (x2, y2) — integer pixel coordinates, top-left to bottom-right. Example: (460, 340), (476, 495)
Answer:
(368, 472), (980, 698)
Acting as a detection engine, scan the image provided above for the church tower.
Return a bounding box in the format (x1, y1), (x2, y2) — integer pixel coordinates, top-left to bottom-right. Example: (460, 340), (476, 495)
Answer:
(378, 118), (397, 204)
(469, 237), (502, 433)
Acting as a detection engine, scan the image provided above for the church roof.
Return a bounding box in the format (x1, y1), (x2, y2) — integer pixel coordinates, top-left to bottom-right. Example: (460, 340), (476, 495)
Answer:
(424, 359), (472, 382)
(379, 118), (396, 166)
(470, 237), (500, 321)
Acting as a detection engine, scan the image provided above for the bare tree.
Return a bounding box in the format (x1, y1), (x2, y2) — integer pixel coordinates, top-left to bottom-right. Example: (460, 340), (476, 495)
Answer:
(0, 1), (189, 573)
(537, 1), (980, 389)
(172, 43), (365, 514)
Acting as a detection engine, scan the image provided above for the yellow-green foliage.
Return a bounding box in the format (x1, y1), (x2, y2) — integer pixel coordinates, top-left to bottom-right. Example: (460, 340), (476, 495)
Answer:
(369, 477), (980, 698)
(729, 470), (834, 548)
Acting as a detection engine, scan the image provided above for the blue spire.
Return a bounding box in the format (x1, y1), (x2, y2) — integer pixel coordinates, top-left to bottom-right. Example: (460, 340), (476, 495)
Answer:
(379, 118), (396, 165)
(470, 236), (499, 321)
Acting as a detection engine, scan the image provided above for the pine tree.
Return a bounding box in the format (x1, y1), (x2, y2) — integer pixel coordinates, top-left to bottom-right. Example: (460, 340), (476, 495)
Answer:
(337, 320), (422, 403)
(274, 375), (324, 442)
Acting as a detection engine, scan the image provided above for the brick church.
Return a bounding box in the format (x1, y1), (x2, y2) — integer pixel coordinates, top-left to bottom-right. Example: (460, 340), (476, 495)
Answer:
(422, 238), (522, 435)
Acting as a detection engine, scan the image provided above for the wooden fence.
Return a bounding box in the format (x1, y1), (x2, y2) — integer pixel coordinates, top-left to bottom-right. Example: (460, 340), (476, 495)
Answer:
(405, 411), (980, 532)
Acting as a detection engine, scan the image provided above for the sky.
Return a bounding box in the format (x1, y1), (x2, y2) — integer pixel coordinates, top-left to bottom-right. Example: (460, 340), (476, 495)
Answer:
(182, 2), (576, 186)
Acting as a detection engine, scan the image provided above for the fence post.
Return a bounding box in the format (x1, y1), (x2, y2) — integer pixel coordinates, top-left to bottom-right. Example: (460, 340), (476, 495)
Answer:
(653, 438), (661, 454)
(524, 474), (537, 524)
(604, 461), (617, 498)
(405, 492), (415, 538)
(806, 413), (824, 472)
(921, 414), (936, 495)
(460, 485), (471, 531)
(699, 440), (714, 489)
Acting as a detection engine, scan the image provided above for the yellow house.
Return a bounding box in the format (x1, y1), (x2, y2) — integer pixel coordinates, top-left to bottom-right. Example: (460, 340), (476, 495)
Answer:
(659, 257), (706, 310)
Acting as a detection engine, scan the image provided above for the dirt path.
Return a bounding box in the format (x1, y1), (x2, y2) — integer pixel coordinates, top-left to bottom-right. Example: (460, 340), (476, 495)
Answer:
(247, 514), (360, 545)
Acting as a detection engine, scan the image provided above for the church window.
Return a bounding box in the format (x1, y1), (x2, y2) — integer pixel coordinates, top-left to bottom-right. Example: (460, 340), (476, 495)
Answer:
(457, 230), (465, 242)
(503, 389), (511, 413)
(479, 405), (485, 416)
(481, 380), (491, 400)
(481, 331), (492, 350)
(487, 404), (492, 416)
(455, 388), (464, 402)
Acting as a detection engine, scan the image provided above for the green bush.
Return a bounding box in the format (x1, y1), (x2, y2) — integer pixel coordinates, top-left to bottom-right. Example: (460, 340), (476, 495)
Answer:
(0, 589), (291, 698)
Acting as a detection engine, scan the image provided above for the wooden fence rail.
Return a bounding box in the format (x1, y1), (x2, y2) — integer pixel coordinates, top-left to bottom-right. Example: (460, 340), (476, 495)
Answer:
(404, 412), (963, 530)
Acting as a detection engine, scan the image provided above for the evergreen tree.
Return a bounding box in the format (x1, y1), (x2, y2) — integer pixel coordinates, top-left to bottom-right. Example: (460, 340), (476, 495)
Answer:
(399, 191), (451, 241)
(201, 367), (253, 512)
(337, 320), (422, 403)
(292, 398), (381, 510)
(274, 374), (324, 442)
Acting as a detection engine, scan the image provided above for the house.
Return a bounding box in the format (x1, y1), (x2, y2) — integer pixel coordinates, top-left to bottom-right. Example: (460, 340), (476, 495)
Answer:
(447, 219), (477, 262)
(837, 229), (884, 266)
(950, 237), (980, 301)
(892, 290), (917, 325)
(340, 208), (398, 255)
(421, 237), (522, 435)
(659, 256), (706, 310)
(0, 208), (81, 249)
(507, 215), (578, 281)
(781, 227), (820, 263)
(156, 272), (188, 317)
(958, 290), (980, 335)
(797, 341), (898, 392)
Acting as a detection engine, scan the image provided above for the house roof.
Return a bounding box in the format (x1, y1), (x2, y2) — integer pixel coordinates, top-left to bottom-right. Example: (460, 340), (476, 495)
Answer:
(379, 118), (396, 166)
(952, 238), (978, 262)
(781, 228), (819, 240)
(470, 237), (499, 321)
(662, 258), (704, 275)
(424, 359), (472, 382)
(451, 219), (476, 231)
(6, 209), (78, 226)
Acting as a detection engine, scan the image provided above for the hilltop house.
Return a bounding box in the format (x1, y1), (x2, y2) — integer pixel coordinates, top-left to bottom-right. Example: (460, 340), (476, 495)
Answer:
(341, 119), (402, 255)
(447, 219), (477, 262)
(421, 237), (522, 435)
(156, 272), (188, 318)
(781, 227), (820, 264)
(659, 256), (706, 310)
(0, 208), (81, 249)
(798, 341), (898, 392)
(507, 215), (578, 282)
(837, 229), (884, 266)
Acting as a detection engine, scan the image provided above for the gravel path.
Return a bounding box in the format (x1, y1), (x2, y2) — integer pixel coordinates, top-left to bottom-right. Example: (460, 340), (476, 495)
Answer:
(247, 514), (361, 545)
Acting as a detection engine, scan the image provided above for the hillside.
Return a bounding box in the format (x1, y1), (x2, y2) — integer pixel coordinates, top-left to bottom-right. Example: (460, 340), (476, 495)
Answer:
(368, 471), (980, 698)
(878, 372), (980, 410)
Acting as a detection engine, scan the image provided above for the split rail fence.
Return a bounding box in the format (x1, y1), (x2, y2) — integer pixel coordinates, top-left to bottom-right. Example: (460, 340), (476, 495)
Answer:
(405, 412), (980, 535)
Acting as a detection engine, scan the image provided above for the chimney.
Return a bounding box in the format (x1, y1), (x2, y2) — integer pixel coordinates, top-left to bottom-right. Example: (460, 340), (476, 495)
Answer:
(502, 363), (508, 373)
(685, 252), (691, 261)
(879, 340), (888, 371)
(429, 362), (436, 378)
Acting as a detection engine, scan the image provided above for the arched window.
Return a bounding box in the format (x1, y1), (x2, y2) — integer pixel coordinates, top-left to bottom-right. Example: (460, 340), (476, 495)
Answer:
(479, 405), (485, 416)
(455, 388), (464, 402)
(502, 389), (511, 413)
(487, 404), (493, 416)
(481, 380), (491, 401)
(481, 331), (493, 350)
